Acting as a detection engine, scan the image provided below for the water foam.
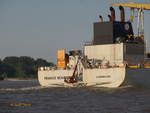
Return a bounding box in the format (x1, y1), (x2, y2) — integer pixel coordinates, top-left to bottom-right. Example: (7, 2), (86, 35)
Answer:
(0, 86), (46, 91)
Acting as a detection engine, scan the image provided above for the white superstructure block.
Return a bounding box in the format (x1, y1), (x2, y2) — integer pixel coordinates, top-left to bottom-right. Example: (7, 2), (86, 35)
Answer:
(84, 43), (124, 65)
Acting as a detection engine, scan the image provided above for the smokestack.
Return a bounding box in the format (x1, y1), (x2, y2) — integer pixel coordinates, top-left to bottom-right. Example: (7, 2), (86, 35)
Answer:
(108, 15), (112, 21)
(99, 15), (103, 22)
(110, 7), (116, 21)
(119, 6), (125, 22)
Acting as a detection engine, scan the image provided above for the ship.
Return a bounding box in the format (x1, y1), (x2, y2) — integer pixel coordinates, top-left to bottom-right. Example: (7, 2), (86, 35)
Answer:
(38, 3), (150, 88)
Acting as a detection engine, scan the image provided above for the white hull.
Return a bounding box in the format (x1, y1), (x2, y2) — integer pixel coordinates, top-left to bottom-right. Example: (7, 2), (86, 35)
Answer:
(38, 67), (150, 88)
(83, 67), (125, 88)
(38, 69), (73, 87)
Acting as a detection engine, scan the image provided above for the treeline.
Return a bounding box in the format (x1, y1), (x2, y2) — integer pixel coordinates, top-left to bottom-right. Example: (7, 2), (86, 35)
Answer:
(0, 56), (54, 79)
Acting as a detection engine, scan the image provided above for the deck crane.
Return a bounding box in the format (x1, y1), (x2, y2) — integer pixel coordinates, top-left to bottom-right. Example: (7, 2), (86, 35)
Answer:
(112, 3), (150, 40)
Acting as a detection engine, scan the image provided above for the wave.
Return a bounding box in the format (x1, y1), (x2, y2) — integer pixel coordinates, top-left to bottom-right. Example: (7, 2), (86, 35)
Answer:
(0, 86), (46, 91)
(0, 84), (134, 92)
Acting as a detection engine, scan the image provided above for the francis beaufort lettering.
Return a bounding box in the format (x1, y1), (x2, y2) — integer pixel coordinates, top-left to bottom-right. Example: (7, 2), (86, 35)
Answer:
(44, 76), (71, 80)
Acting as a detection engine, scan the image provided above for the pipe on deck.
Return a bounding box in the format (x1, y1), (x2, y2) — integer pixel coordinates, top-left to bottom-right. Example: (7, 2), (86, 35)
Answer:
(110, 7), (116, 21)
(108, 15), (112, 21)
(119, 6), (125, 22)
(99, 15), (103, 22)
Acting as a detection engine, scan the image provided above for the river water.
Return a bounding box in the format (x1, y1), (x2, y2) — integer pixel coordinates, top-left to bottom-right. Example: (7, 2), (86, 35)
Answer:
(0, 80), (150, 113)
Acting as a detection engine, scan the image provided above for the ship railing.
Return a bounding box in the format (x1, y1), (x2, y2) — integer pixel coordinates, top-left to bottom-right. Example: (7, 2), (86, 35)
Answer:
(84, 41), (93, 46)
(38, 66), (74, 71)
(38, 66), (56, 71)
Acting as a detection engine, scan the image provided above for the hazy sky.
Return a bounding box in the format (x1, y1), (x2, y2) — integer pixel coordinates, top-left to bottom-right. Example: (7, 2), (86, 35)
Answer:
(0, 0), (150, 63)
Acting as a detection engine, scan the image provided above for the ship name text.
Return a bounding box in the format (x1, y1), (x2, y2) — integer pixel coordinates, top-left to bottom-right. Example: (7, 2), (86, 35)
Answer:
(96, 75), (111, 78)
(44, 76), (71, 80)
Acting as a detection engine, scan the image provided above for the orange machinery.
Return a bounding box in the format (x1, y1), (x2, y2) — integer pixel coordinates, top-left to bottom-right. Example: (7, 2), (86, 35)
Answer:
(57, 50), (69, 69)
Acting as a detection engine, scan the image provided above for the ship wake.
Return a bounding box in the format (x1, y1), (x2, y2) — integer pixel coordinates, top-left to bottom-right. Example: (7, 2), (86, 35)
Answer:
(0, 86), (46, 91)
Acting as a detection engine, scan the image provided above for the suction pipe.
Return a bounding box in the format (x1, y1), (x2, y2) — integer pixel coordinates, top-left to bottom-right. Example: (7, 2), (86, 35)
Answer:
(99, 15), (103, 22)
(108, 15), (112, 21)
(119, 6), (125, 22)
(110, 7), (116, 21)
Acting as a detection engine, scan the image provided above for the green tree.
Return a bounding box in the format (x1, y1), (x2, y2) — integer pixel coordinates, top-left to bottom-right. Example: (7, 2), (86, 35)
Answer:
(35, 58), (54, 67)
(1, 56), (54, 78)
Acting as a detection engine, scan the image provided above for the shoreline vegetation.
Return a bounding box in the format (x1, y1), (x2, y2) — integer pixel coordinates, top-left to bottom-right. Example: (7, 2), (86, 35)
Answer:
(0, 56), (54, 80)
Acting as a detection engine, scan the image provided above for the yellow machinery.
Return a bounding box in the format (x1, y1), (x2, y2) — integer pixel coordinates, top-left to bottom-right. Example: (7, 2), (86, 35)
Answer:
(57, 50), (66, 69)
(57, 50), (69, 69)
(112, 3), (150, 39)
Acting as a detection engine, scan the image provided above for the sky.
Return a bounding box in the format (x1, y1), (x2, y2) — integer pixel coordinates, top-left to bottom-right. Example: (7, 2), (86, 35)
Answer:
(0, 0), (150, 63)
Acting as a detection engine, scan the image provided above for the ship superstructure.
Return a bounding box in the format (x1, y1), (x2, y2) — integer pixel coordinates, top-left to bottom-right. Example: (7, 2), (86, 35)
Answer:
(38, 3), (150, 88)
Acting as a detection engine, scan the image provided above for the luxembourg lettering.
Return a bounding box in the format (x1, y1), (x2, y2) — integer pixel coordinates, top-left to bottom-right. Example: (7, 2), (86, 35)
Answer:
(96, 75), (111, 78)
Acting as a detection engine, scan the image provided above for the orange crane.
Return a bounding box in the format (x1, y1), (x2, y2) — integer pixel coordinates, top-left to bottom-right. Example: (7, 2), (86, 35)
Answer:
(112, 3), (150, 39)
